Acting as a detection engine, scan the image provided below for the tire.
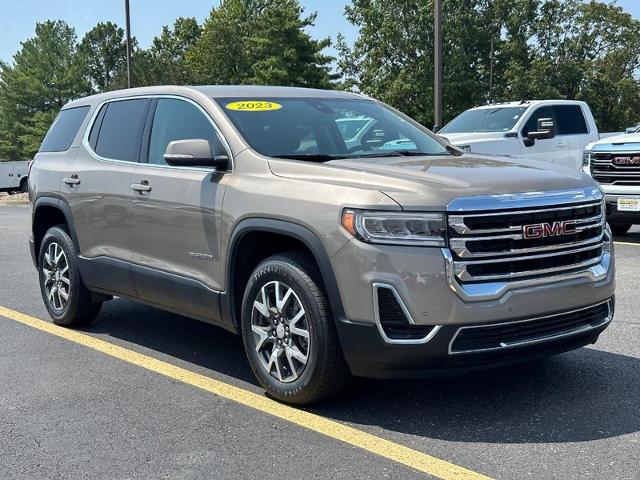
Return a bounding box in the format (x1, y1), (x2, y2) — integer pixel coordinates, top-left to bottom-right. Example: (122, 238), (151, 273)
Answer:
(20, 178), (28, 193)
(610, 223), (632, 236)
(38, 226), (102, 326)
(241, 252), (350, 405)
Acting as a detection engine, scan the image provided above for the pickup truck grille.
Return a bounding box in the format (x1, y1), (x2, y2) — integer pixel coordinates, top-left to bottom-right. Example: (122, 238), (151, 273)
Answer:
(590, 152), (640, 185)
(447, 200), (605, 283)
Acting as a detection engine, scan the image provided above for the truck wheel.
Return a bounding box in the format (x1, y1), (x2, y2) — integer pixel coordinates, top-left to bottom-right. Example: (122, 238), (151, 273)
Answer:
(38, 226), (102, 327)
(20, 178), (28, 193)
(610, 223), (632, 236)
(241, 253), (350, 405)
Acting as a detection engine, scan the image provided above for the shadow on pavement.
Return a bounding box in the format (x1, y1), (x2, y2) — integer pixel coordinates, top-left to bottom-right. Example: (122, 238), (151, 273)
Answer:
(87, 298), (640, 445)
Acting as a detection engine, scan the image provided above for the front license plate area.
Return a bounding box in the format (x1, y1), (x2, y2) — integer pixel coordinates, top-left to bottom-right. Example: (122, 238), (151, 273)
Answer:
(617, 198), (640, 212)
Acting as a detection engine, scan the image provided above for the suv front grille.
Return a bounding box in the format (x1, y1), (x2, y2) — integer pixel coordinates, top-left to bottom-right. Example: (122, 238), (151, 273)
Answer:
(447, 200), (605, 283)
(590, 152), (640, 185)
(450, 300), (612, 354)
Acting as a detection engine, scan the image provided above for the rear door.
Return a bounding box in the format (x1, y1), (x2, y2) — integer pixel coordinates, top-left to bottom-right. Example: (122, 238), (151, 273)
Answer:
(128, 97), (230, 324)
(554, 105), (591, 170)
(64, 98), (150, 297)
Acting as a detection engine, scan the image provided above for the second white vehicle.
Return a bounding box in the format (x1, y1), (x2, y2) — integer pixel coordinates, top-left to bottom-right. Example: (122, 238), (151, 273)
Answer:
(0, 160), (30, 194)
(439, 100), (602, 171)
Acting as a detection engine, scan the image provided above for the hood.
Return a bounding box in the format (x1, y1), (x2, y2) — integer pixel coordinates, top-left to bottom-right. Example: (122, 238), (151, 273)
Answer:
(589, 132), (640, 151)
(268, 154), (596, 210)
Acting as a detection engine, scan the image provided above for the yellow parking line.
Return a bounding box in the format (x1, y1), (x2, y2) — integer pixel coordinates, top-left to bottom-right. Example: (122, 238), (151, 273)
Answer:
(614, 241), (640, 247)
(0, 305), (492, 480)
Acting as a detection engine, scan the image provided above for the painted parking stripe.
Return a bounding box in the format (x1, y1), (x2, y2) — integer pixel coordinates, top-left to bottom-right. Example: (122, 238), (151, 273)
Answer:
(614, 240), (640, 247)
(0, 305), (492, 480)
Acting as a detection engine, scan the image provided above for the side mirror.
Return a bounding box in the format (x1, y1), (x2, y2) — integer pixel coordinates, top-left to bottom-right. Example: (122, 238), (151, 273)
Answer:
(524, 118), (556, 147)
(625, 127), (637, 134)
(164, 139), (229, 170)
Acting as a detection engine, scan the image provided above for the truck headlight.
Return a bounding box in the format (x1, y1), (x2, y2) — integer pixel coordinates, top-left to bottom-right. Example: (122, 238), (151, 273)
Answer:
(341, 210), (446, 246)
(583, 151), (591, 167)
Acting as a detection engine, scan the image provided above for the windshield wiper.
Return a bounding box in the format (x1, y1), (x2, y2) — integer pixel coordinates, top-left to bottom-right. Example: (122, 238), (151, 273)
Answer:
(272, 154), (349, 162)
(356, 150), (441, 158)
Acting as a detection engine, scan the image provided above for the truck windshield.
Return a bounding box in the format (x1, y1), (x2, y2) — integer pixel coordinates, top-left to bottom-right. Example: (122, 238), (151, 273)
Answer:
(216, 97), (449, 161)
(440, 107), (528, 134)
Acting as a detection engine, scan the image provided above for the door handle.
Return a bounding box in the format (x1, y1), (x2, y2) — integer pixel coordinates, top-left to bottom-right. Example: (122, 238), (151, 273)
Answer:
(556, 142), (568, 148)
(8, 173), (13, 177)
(63, 174), (81, 186)
(131, 180), (152, 194)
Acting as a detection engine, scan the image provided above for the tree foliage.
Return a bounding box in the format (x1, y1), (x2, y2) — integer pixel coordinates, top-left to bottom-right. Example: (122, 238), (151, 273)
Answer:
(78, 21), (127, 92)
(2, 1), (640, 161)
(0, 20), (89, 160)
(338, 0), (640, 131)
(186, 0), (334, 87)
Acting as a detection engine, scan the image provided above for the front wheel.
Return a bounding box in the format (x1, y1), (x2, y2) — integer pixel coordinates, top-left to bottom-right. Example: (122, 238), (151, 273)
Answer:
(241, 253), (350, 405)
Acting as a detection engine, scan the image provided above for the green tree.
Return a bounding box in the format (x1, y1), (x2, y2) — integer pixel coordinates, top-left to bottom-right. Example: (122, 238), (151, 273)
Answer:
(338, 0), (499, 127)
(0, 20), (90, 160)
(339, 0), (640, 131)
(187, 0), (334, 87)
(78, 21), (127, 92)
(133, 17), (202, 86)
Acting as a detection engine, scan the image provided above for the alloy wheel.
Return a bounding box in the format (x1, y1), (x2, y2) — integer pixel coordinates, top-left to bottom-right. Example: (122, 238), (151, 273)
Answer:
(251, 280), (310, 383)
(42, 242), (70, 311)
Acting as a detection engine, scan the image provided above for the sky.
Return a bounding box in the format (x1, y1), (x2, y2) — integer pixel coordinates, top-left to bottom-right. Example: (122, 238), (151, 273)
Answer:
(0, 0), (355, 63)
(1, 0), (639, 64)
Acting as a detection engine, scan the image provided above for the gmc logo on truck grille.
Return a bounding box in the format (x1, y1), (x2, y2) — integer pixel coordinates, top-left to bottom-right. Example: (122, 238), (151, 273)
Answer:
(613, 156), (640, 166)
(522, 220), (577, 240)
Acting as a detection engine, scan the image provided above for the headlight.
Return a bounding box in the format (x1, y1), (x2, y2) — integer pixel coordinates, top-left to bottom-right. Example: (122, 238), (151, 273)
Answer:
(341, 210), (446, 246)
(583, 151), (591, 167)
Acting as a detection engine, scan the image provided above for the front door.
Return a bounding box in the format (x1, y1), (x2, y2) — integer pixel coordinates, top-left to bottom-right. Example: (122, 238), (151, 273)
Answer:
(520, 106), (572, 168)
(128, 97), (229, 324)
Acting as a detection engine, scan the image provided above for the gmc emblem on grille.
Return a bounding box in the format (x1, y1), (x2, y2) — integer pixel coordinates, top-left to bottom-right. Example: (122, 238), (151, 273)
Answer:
(613, 156), (640, 166)
(522, 220), (577, 239)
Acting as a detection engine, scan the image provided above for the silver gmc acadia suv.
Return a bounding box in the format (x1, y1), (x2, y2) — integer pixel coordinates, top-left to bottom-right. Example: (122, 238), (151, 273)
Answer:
(29, 86), (615, 404)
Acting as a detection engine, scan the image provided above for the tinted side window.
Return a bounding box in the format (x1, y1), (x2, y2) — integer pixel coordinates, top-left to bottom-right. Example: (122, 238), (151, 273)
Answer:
(95, 99), (149, 162)
(147, 98), (224, 165)
(40, 106), (90, 152)
(522, 106), (555, 137)
(555, 105), (588, 135)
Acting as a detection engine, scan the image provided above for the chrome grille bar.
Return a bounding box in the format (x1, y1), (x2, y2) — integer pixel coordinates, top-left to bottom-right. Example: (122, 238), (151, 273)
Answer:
(446, 194), (605, 283)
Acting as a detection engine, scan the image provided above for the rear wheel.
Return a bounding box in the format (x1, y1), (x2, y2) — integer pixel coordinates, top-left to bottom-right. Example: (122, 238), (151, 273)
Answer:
(241, 253), (350, 405)
(20, 178), (28, 193)
(610, 223), (632, 236)
(38, 226), (102, 326)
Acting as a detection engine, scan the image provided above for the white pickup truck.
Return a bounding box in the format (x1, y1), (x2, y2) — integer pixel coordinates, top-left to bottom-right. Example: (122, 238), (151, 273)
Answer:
(439, 100), (604, 171)
(0, 161), (30, 194)
(584, 129), (640, 235)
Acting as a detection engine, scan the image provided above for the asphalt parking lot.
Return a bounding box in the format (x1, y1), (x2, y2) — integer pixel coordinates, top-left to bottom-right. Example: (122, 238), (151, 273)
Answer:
(1, 203), (638, 480)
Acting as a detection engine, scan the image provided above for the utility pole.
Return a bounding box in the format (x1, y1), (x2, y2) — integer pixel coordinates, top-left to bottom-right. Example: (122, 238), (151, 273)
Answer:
(433, 0), (443, 132)
(125, 0), (134, 88)
(489, 36), (494, 103)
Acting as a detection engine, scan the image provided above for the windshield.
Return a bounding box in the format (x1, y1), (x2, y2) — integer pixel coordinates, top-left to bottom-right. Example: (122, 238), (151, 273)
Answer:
(216, 97), (449, 160)
(440, 106), (528, 134)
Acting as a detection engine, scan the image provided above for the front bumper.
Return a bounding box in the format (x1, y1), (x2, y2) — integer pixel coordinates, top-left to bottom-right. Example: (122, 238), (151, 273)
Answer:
(337, 298), (614, 379)
(605, 194), (640, 224)
(330, 235), (615, 378)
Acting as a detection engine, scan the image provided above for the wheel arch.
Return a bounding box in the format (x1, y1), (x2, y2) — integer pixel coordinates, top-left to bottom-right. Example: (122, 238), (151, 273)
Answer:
(32, 196), (79, 266)
(224, 218), (345, 331)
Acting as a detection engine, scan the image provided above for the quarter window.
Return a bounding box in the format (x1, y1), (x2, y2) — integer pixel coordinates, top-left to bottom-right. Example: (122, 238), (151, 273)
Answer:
(94, 99), (149, 162)
(147, 98), (224, 165)
(40, 106), (90, 152)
